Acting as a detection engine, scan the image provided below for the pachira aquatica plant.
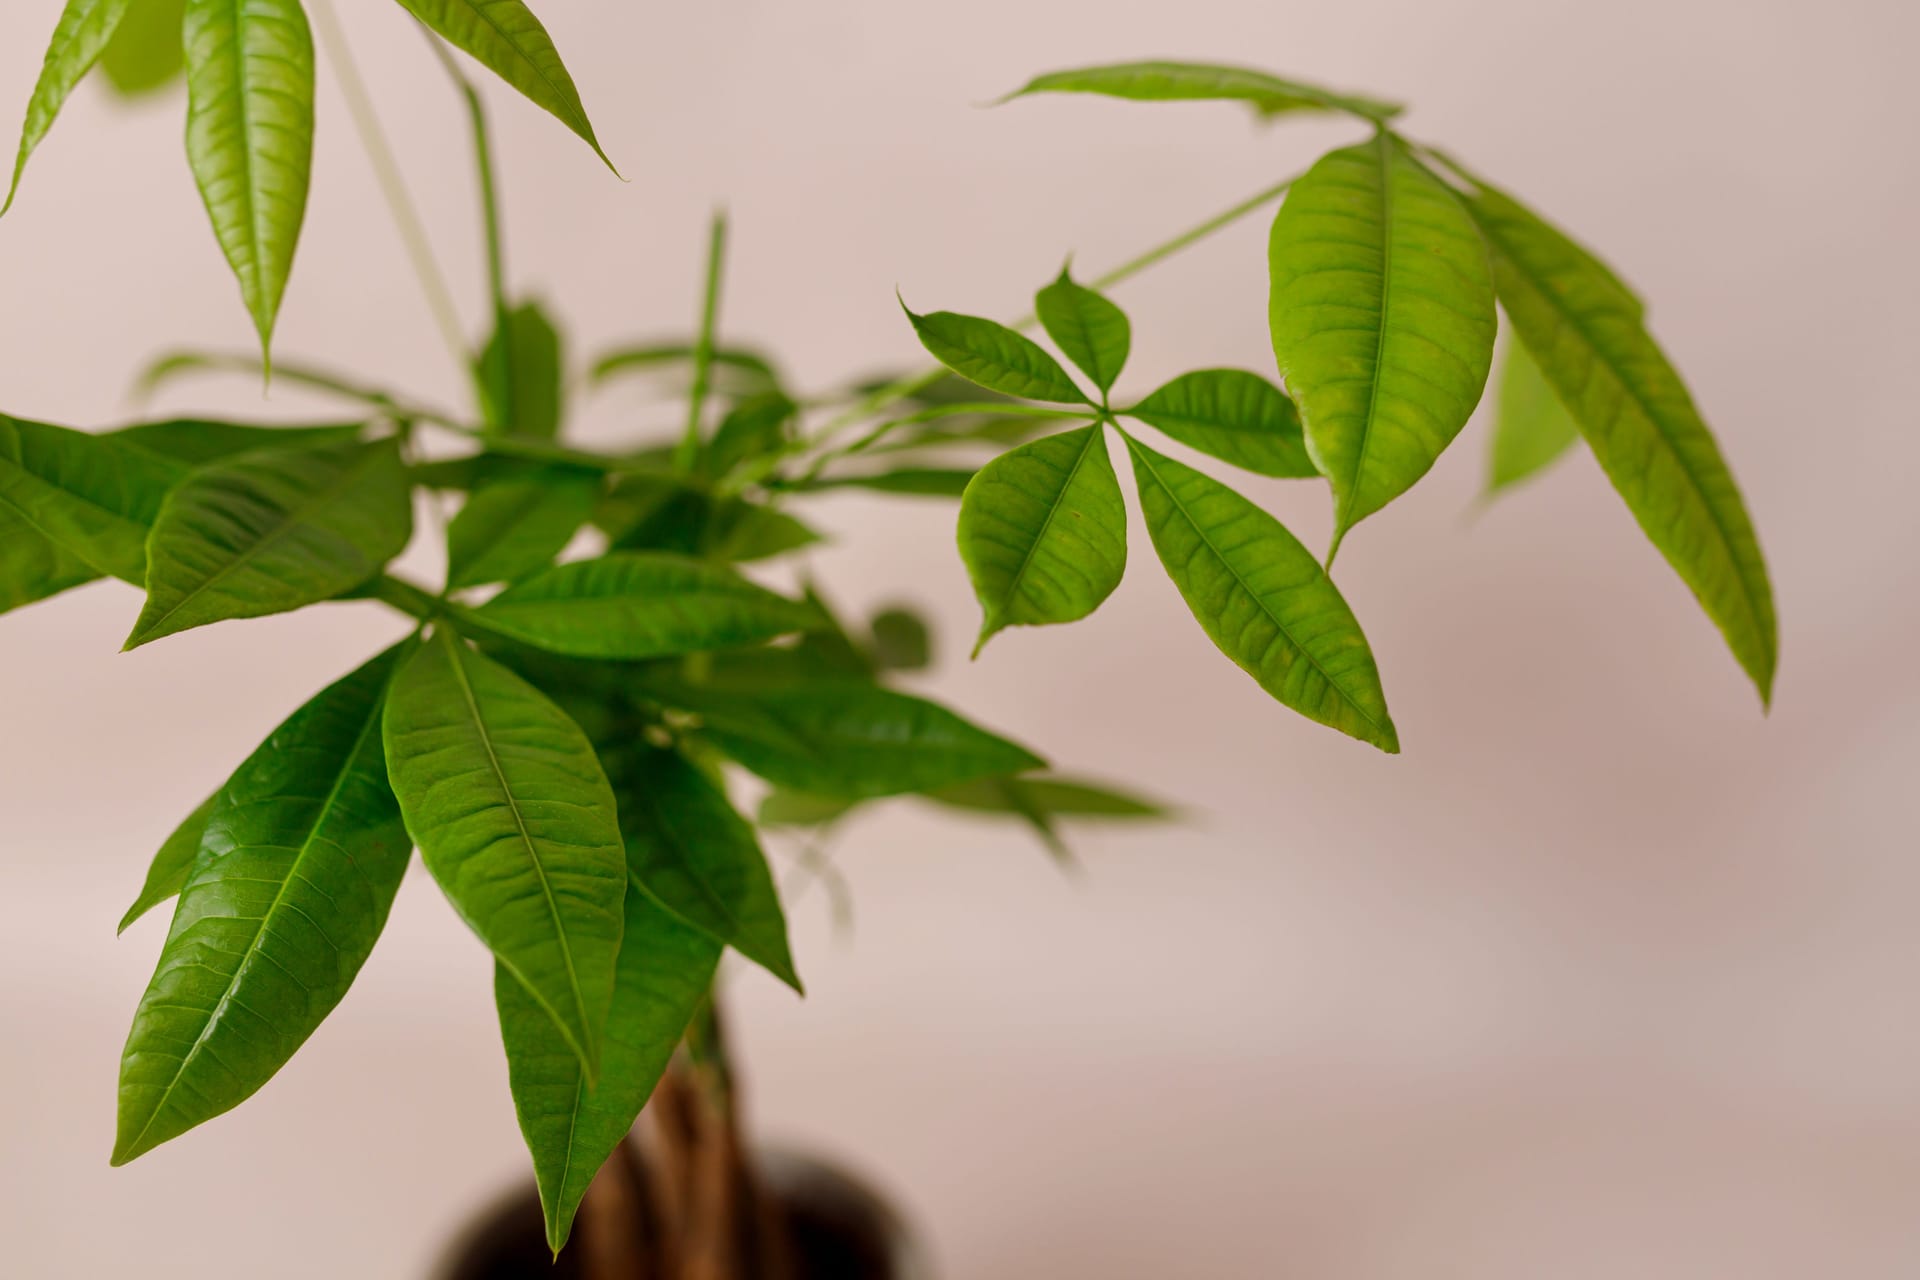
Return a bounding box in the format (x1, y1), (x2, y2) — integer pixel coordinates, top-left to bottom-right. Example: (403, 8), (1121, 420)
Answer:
(2, 1), (1775, 1262)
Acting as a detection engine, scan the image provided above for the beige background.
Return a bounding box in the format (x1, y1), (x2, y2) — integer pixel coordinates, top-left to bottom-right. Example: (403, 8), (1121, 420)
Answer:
(2, 1), (1916, 1276)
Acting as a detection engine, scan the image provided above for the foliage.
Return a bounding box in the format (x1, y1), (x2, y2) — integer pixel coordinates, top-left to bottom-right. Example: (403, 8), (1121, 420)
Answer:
(0, 8), (1775, 1258)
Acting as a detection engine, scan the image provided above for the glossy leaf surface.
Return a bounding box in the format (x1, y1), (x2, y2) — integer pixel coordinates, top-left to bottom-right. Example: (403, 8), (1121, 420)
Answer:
(958, 424), (1127, 653)
(183, 0), (315, 352)
(0, 414), (184, 584)
(903, 304), (1090, 405)
(1002, 60), (1402, 122)
(113, 644), (413, 1164)
(446, 468), (600, 590)
(475, 552), (820, 660)
(128, 438), (413, 648)
(117, 791), (218, 935)
(384, 630), (627, 1076)
(1035, 268), (1130, 395)
(1124, 369), (1315, 478)
(1123, 433), (1397, 751)
(1268, 133), (1496, 555)
(1486, 338), (1579, 496)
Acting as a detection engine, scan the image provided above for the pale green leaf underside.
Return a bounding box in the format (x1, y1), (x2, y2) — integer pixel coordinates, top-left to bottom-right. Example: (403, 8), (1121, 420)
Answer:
(114, 643), (413, 1164)
(128, 437), (413, 648)
(1486, 337), (1580, 495)
(1122, 432), (1398, 752)
(1035, 269), (1130, 395)
(1268, 132), (1496, 555)
(4, 0), (134, 217)
(446, 469), (600, 590)
(1003, 60), (1403, 123)
(384, 630), (627, 1079)
(117, 791), (219, 935)
(1459, 178), (1777, 702)
(1124, 368), (1316, 478)
(958, 423), (1127, 653)
(0, 414), (184, 585)
(903, 304), (1090, 405)
(183, 0), (316, 350)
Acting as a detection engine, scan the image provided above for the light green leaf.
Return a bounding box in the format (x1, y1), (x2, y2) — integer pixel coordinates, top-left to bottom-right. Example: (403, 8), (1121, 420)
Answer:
(498, 891), (720, 1256)
(0, 413), (184, 584)
(113, 643), (414, 1164)
(99, 0), (187, 98)
(1035, 267), (1130, 395)
(183, 0), (316, 354)
(1486, 338), (1580, 496)
(1121, 432), (1397, 751)
(607, 746), (799, 991)
(116, 791), (218, 935)
(649, 680), (1046, 799)
(3, 0), (134, 218)
(1458, 177), (1777, 702)
(478, 300), (565, 440)
(394, 0), (612, 170)
(755, 789), (859, 829)
(1124, 368), (1316, 478)
(127, 437), (413, 648)
(383, 629), (627, 1077)
(446, 467), (600, 590)
(0, 507), (101, 617)
(1268, 132), (1496, 558)
(1001, 60), (1403, 124)
(474, 552), (820, 660)
(113, 419), (365, 467)
(902, 303), (1090, 405)
(958, 424), (1127, 654)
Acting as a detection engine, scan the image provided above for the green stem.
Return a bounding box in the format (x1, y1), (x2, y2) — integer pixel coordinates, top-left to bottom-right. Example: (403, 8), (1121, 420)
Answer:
(677, 212), (730, 474)
(365, 574), (445, 621)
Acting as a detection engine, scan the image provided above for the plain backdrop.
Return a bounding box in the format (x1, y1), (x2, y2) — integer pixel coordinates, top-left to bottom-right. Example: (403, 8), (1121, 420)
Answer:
(2, 2), (1916, 1276)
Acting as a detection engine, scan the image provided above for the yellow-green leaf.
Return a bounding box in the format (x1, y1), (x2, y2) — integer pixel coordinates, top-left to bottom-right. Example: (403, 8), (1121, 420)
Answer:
(3, 0), (135, 217)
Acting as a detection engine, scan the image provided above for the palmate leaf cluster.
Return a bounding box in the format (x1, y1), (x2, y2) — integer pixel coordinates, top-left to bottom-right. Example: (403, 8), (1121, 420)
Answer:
(0, 15), (1777, 1262)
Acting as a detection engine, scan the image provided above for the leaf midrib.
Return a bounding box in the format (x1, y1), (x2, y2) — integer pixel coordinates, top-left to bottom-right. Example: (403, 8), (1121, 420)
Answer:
(986, 425), (1105, 636)
(1338, 131), (1398, 540)
(456, 0), (589, 136)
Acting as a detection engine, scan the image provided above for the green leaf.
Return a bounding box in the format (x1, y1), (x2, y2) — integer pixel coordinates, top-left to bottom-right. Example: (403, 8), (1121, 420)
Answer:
(705, 393), (795, 481)
(1268, 132), (1497, 558)
(1034, 267), (1130, 395)
(902, 303), (1090, 405)
(1121, 432), (1397, 751)
(116, 791), (218, 935)
(869, 606), (931, 671)
(649, 680), (1046, 799)
(588, 343), (783, 399)
(958, 424), (1127, 654)
(383, 629), (627, 1077)
(0, 507), (101, 617)
(113, 643), (414, 1164)
(473, 552), (820, 660)
(607, 746), (800, 991)
(394, 0), (612, 170)
(497, 891), (720, 1255)
(798, 467), (978, 499)
(112, 419), (365, 467)
(927, 775), (1170, 820)
(127, 437), (413, 648)
(1123, 368), (1315, 479)
(0, 413), (184, 584)
(2, 0), (134, 218)
(1001, 60), (1403, 124)
(446, 467), (600, 590)
(756, 789), (859, 830)
(98, 0), (187, 98)
(1485, 338), (1580, 496)
(1458, 177), (1777, 702)
(183, 0), (316, 354)
(597, 474), (820, 564)
(478, 300), (565, 440)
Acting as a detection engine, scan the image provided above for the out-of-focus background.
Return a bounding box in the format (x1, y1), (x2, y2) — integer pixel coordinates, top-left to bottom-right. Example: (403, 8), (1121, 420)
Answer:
(2, 1), (1915, 1276)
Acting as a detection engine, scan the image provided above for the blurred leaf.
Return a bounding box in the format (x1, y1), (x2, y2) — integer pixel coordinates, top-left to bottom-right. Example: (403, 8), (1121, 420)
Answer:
(1000, 60), (1403, 123)
(0, 507), (100, 617)
(902, 303), (1090, 405)
(869, 606), (931, 671)
(384, 629), (627, 1079)
(113, 643), (413, 1164)
(1122, 432), (1398, 752)
(705, 392), (795, 480)
(1485, 338), (1581, 496)
(98, 0), (187, 98)
(756, 788), (859, 829)
(1123, 369), (1315, 478)
(127, 437), (413, 648)
(798, 467), (978, 499)
(1268, 133), (1496, 558)
(927, 775), (1171, 820)
(589, 343), (783, 399)
(473, 552), (820, 660)
(183, 0), (316, 355)
(958, 424), (1127, 654)
(598, 473), (820, 563)
(116, 790), (218, 935)
(446, 466), (600, 590)
(1034, 266), (1130, 395)
(477, 300), (566, 440)
(3, 0), (134, 218)
(0, 413), (184, 584)
(112, 418), (365, 466)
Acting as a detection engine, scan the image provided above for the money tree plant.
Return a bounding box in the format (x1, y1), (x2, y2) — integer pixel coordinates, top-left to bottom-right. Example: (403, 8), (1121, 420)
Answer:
(1, 3), (1775, 1270)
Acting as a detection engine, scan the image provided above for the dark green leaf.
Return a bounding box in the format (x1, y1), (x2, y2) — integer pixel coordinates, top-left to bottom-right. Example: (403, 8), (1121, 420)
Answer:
(958, 424), (1127, 654)
(597, 474), (820, 563)
(395, 0), (612, 170)
(799, 467), (978, 499)
(384, 629), (627, 1078)
(0, 507), (101, 617)
(869, 606), (931, 671)
(1486, 338), (1580, 496)
(477, 300), (565, 439)
(1459, 177), (1777, 702)
(705, 393), (796, 481)
(116, 791), (218, 935)
(113, 643), (414, 1164)
(446, 467), (600, 590)
(1001, 60), (1403, 124)
(1124, 368), (1315, 478)
(902, 303), (1090, 405)
(98, 0), (187, 97)
(1122, 432), (1397, 752)
(473, 552), (820, 660)
(1268, 133), (1496, 557)
(1035, 267), (1130, 395)
(127, 437), (413, 648)
(183, 0), (316, 353)
(3, 0), (134, 218)
(0, 413), (184, 584)
(112, 419), (365, 466)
